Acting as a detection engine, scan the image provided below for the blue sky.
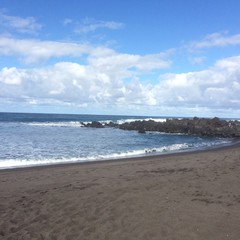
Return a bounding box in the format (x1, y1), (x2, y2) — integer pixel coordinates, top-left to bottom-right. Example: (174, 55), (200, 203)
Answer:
(0, 0), (240, 117)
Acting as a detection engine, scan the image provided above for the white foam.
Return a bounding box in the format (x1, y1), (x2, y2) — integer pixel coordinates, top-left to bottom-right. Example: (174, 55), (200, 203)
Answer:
(116, 118), (167, 125)
(99, 120), (112, 125)
(94, 144), (190, 159)
(25, 121), (84, 128)
(25, 118), (168, 128)
(0, 156), (97, 169)
(0, 143), (190, 169)
(1, 139), (233, 170)
(144, 118), (167, 122)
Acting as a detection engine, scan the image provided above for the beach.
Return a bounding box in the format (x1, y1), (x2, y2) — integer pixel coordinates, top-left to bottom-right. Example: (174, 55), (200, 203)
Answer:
(0, 145), (240, 240)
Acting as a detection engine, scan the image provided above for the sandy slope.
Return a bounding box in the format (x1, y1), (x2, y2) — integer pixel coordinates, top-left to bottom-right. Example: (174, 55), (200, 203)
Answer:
(0, 145), (240, 240)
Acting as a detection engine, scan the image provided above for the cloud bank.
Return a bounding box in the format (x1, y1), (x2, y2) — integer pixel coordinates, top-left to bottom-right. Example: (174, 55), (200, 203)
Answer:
(1, 55), (239, 115)
(0, 36), (171, 67)
(0, 10), (240, 117)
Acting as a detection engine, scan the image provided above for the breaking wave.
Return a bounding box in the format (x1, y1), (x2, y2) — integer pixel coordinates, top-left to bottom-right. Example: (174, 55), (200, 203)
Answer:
(24, 117), (168, 128)
(0, 140), (232, 170)
(26, 121), (84, 128)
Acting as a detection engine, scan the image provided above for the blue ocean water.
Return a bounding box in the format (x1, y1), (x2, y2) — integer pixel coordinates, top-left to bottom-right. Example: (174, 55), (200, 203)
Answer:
(0, 112), (233, 169)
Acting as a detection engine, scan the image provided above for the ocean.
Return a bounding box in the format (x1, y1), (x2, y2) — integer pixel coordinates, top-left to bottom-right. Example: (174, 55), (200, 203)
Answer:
(0, 112), (233, 169)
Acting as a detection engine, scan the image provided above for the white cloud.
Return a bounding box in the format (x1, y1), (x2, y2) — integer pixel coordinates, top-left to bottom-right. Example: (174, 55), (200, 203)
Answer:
(0, 36), (92, 63)
(74, 18), (124, 34)
(0, 59), (159, 106)
(88, 51), (171, 76)
(0, 67), (25, 85)
(0, 10), (42, 34)
(0, 55), (240, 116)
(154, 56), (240, 110)
(189, 32), (240, 50)
(0, 36), (171, 70)
(0, 28), (239, 116)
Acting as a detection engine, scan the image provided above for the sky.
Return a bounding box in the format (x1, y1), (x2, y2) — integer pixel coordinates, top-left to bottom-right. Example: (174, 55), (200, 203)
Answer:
(0, 0), (240, 117)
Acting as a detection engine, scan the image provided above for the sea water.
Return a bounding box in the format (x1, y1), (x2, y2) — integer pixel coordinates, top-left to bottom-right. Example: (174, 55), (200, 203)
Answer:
(0, 112), (233, 169)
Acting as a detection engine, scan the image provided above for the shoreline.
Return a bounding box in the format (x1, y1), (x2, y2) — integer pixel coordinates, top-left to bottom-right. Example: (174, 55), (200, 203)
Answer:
(1, 138), (239, 172)
(1, 140), (240, 239)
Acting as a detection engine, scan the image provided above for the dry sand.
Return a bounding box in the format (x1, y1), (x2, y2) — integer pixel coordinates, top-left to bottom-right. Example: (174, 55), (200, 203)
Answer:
(0, 145), (240, 240)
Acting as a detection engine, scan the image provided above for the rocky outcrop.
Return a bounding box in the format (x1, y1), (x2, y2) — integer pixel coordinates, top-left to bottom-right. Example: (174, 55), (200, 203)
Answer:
(83, 117), (240, 138)
(85, 121), (104, 128)
(117, 117), (240, 138)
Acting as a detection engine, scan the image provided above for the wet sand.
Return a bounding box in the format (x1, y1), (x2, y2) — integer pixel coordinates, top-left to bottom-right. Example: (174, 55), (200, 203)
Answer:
(0, 144), (240, 240)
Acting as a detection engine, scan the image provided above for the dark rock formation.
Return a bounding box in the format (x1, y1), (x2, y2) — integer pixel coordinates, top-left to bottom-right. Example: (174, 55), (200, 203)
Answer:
(85, 121), (104, 128)
(84, 117), (240, 138)
(106, 121), (119, 128)
(118, 117), (240, 138)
